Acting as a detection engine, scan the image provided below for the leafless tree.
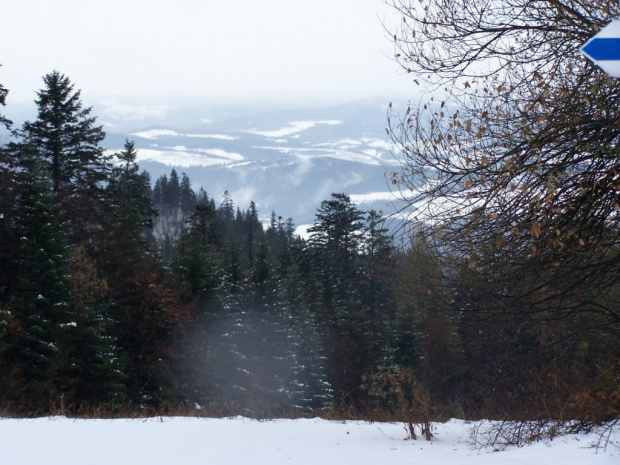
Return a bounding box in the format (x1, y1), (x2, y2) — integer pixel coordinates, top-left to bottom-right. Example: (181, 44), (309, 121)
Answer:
(386, 0), (620, 426)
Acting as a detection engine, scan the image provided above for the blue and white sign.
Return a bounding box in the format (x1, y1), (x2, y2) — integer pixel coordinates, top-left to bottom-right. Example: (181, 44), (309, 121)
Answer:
(581, 19), (620, 78)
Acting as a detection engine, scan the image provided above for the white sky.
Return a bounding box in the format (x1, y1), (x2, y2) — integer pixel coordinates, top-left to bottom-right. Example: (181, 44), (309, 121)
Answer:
(1, 0), (413, 107)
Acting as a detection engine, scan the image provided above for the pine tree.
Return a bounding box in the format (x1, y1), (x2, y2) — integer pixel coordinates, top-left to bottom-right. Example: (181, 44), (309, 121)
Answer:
(164, 169), (180, 207)
(196, 187), (205, 203)
(273, 228), (333, 411)
(1, 146), (72, 412)
(152, 176), (164, 206)
(308, 193), (364, 277)
(361, 210), (393, 318)
(307, 193), (365, 320)
(219, 191), (235, 222)
(0, 146), (17, 307)
(59, 245), (124, 407)
(174, 201), (222, 296)
(246, 201), (263, 268)
(355, 210), (397, 369)
(307, 194), (370, 401)
(18, 71), (109, 241)
(102, 142), (189, 408)
(179, 173), (197, 213)
(108, 140), (156, 236)
(101, 139), (157, 285)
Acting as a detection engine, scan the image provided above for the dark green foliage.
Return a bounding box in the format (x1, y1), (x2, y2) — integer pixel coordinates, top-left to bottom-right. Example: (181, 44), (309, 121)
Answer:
(0, 146), (17, 306)
(152, 169), (197, 260)
(0, 72), (435, 418)
(0, 147), (72, 411)
(107, 140), (156, 242)
(58, 245), (123, 407)
(1, 71), (430, 418)
(308, 193), (364, 277)
(174, 201), (222, 296)
(17, 71), (109, 242)
(101, 146), (187, 408)
(1, 54), (616, 429)
(20, 71), (107, 191)
(0, 133), (443, 417)
(180, 173), (197, 213)
(306, 194), (377, 400)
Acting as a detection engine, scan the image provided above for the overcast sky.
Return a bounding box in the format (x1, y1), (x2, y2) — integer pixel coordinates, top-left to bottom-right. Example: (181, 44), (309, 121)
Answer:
(1, 0), (413, 110)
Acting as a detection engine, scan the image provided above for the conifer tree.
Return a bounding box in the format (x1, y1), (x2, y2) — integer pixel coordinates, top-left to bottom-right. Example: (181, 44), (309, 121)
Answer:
(362, 210), (393, 318)
(1, 146), (72, 411)
(308, 193), (364, 277)
(0, 149), (17, 307)
(308, 193), (365, 320)
(273, 226), (333, 410)
(307, 193), (368, 399)
(265, 212), (286, 259)
(102, 142), (190, 407)
(152, 175), (165, 206)
(164, 169), (180, 207)
(196, 187), (209, 204)
(179, 173), (197, 213)
(247, 201), (261, 268)
(18, 71), (109, 241)
(219, 191), (235, 220)
(108, 140), (156, 238)
(59, 245), (124, 407)
(174, 201), (221, 296)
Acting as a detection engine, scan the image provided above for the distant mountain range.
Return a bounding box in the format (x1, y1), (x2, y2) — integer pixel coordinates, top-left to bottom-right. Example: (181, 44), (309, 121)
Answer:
(103, 99), (408, 229)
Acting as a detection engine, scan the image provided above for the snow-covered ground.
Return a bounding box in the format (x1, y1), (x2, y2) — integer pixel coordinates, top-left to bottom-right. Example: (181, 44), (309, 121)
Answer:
(246, 120), (343, 138)
(0, 417), (617, 464)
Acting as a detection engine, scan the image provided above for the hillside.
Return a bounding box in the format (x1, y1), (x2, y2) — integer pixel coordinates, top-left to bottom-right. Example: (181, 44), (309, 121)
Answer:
(103, 99), (405, 225)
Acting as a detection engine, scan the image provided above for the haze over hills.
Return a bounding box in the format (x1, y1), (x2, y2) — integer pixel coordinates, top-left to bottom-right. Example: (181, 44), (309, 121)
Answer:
(102, 98), (407, 227)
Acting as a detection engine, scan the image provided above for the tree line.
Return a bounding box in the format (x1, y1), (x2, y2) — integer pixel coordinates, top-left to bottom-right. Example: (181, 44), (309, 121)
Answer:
(0, 70), (427, 416)
(0, 48), (617, 438)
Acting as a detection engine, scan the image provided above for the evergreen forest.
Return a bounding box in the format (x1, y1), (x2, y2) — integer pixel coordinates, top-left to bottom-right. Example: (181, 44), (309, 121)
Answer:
(0, 68), (618, 443)
(0, 71), (433, 417)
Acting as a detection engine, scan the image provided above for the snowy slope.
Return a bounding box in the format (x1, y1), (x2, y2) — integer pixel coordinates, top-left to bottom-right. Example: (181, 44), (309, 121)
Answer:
(104, 99), (405, 225)
(0, 417), (617, 465)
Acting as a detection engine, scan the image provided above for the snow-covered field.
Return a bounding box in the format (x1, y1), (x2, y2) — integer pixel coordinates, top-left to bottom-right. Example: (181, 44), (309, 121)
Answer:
(0, 417), (617, 464)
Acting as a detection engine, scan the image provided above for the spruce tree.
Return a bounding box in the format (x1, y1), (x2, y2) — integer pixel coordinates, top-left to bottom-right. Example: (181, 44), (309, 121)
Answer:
(219, 191), (235, 229)
(108, 140), (156, 237)
(308, 193), (364, 277)
(0, 148), (17, 307)
(179, 173), (197, 213)
(358, 210), (396, 364)
(307, 194), (370, 400)
(18, 71), (109, 241)
(59, 245), (124, 407)
(0, 75), (16, 306)
(174, 201), (221, 296)
(1, 146), (72, 412)
(164, 169), (180, 207)
(273, 226), (333, 411)
(102, 141), (189, 407)
(361, 210), (393, 316)
(247, 201), (261, 268)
